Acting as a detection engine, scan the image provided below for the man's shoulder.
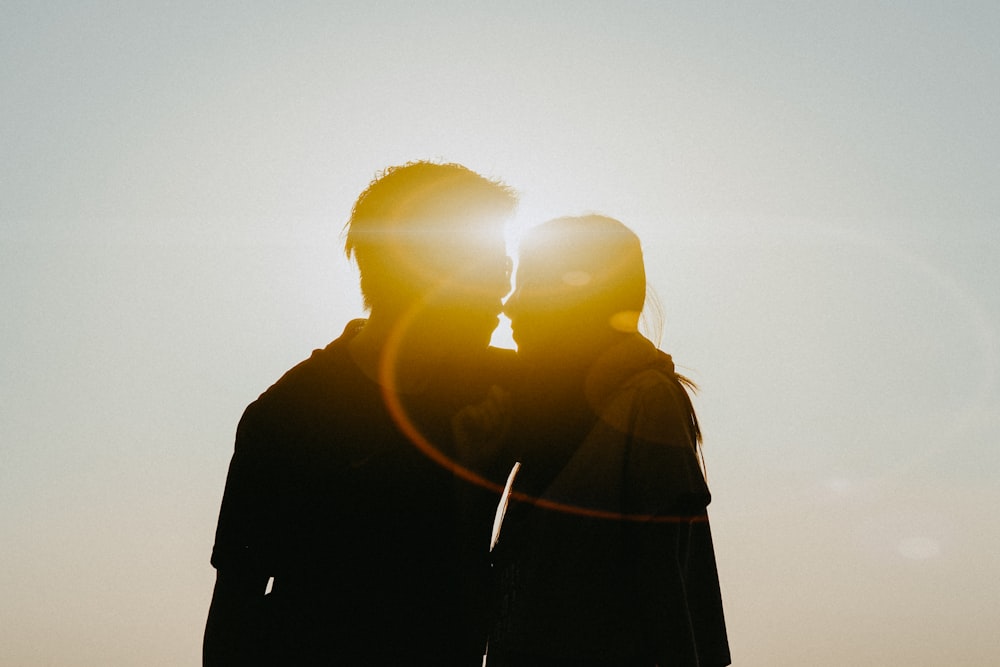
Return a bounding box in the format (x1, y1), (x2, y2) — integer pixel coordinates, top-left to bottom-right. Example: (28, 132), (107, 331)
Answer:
(231, 321), (378, 462)
(245, 319), (366, 416)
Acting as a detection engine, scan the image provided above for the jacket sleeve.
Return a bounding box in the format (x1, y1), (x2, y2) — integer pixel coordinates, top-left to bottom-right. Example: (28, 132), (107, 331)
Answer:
(210, 400), (279, 574)
(623, 375), (710, 519)
(204, 400), (280, 666)
(683, 519), (732, 666)
(623, 376), (731, 666)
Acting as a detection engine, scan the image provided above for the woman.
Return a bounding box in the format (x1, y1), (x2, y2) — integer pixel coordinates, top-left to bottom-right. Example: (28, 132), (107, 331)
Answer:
(486, 215), (730, 667)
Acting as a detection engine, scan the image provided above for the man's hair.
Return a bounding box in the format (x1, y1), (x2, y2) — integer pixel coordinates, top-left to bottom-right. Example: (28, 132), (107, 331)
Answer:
(344, 161), (517, 309)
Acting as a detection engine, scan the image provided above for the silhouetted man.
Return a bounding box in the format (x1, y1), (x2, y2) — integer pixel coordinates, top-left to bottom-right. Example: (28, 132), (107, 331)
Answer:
(204, 162), (518, 666)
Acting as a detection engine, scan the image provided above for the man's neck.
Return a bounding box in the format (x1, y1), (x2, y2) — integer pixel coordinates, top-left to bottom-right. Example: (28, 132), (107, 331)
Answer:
(348, 308), (457, 394)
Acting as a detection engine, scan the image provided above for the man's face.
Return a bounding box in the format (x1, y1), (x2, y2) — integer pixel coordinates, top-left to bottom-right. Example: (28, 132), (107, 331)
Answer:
(414, 226), (512, 351)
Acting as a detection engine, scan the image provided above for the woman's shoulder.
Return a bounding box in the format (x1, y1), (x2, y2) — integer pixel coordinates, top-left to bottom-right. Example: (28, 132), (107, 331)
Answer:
(598, 369), (693, 444)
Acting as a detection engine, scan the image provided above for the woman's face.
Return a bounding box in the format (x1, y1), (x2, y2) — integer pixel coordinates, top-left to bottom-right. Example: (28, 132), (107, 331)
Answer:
(504, 249), (602, 362)
(505, 217), (645, 363)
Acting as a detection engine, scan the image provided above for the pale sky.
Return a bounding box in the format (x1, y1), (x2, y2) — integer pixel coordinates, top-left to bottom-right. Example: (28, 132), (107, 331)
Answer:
(2, 2), (999, 665)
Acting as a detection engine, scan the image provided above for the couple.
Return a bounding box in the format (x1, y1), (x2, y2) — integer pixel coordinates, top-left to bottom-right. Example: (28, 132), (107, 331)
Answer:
(204, 162), (730, 666)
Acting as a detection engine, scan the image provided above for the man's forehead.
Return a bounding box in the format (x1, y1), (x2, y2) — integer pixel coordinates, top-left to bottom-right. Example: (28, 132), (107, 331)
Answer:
(365, 227), (506, 255)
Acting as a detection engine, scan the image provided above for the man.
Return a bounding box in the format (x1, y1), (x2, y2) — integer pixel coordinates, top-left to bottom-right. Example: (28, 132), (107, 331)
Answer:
(204, 162), (518, 666)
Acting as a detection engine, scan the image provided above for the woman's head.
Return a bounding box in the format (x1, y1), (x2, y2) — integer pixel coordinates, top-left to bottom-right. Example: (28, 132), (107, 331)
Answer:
(505, 215), (646, 363)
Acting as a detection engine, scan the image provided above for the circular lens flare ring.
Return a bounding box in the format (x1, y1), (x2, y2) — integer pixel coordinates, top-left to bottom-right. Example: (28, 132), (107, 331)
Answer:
(376, 293), (706, 524)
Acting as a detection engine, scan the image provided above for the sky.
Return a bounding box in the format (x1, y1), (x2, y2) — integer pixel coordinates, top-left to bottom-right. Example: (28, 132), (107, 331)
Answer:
(2, 1), (999, 665)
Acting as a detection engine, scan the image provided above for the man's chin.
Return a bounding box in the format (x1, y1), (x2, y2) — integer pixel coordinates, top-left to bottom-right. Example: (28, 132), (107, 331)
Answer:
(449, 322), (500, 353)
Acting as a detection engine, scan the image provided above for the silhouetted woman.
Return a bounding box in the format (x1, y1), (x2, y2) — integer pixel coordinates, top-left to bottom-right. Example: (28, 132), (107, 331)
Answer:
(487, 216), (730, 667)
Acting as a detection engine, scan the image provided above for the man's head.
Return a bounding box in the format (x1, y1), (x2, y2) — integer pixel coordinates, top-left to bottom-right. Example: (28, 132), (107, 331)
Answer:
(344, 162), (517, 348)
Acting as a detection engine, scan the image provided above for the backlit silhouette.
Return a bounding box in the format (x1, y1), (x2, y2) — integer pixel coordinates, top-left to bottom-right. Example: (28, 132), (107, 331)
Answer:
(487, 215), (731, 667)
(204, 162), (518, 666)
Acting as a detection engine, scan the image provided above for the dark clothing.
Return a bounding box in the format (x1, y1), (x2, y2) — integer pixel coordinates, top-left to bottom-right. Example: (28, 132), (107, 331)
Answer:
(489, 334), (730, 667)
(211, 320), (516, 665)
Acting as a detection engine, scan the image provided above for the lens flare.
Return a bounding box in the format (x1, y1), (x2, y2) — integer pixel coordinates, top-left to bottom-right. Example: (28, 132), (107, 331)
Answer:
(562, 270), (591, 286)
(375, 291), (704, 523)
(609, 310), (641, 333)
